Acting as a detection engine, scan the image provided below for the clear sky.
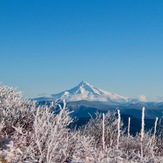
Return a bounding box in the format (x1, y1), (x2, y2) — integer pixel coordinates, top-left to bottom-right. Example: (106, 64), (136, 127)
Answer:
(0, 0), (163, 101)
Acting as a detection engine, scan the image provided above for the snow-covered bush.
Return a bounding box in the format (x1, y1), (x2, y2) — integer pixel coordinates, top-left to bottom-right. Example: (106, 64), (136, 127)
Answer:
(82, 111), (124, 149)
(7, 102), (72, 162)
(0, 84), (34, 136)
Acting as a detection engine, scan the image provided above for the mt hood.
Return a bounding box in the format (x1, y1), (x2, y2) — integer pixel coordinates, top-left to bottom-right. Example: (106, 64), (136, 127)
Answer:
(34, 81), (135, 103)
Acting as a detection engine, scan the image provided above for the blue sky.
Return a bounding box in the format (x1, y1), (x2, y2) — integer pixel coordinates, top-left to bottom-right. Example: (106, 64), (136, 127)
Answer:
(0, 0), (163, 101)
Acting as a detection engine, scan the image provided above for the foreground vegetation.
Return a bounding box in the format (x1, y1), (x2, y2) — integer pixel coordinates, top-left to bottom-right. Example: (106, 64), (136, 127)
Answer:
(0, 84), (162, 163)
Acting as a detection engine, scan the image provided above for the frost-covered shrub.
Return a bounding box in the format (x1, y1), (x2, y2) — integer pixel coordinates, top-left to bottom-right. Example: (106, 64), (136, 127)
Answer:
(82, 111), (124, 149)
(24, 102), (74, 163)
(0, 84), (34, 136)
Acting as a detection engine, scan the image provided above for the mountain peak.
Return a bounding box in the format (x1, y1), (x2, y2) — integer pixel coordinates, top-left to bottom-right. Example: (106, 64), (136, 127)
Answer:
(79, 81), (91, 87)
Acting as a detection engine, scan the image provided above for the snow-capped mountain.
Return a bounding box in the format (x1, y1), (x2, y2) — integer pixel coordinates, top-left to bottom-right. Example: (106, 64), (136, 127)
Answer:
(34, 81), (136, 103)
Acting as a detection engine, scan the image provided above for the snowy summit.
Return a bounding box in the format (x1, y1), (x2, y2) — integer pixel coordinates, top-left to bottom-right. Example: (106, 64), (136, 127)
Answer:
(34, 81), (134, 103)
